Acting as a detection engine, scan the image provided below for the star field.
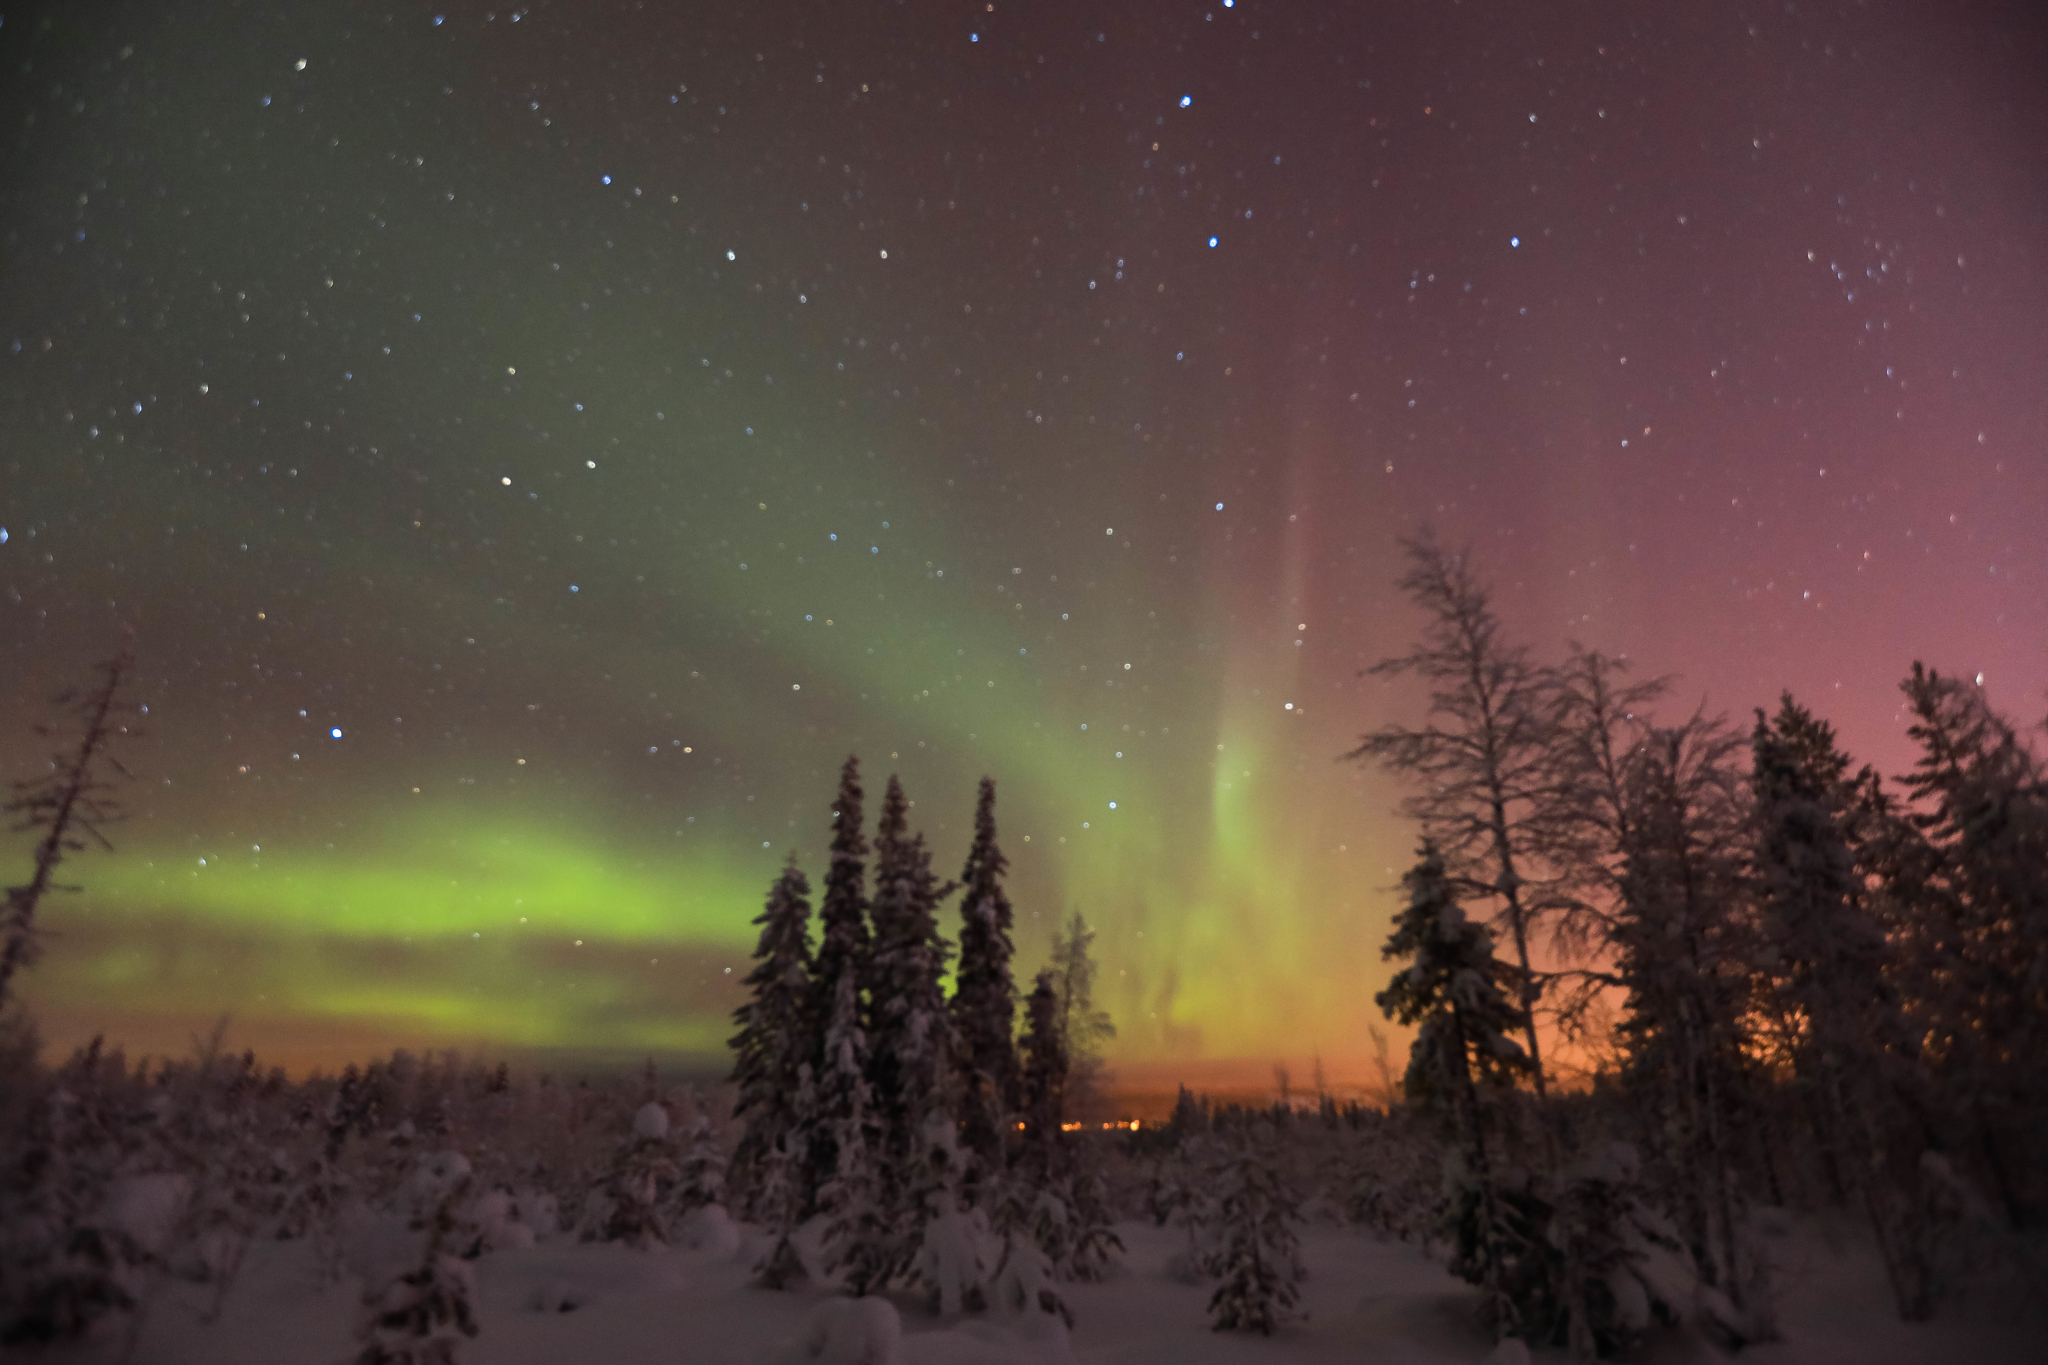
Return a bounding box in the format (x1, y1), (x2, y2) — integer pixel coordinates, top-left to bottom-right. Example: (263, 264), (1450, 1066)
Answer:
(2, 0), (2044, 1081)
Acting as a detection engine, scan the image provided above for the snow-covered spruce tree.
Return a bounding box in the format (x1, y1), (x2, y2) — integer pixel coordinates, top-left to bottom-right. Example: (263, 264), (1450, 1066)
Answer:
(817, 970), (891, 1294)
(1060, 1162), (1125, 1282)
(1016, 968), (1069, 1187)
(1376, 843), (1545, 1344)
(805, 756), (871, 1218)
(1007, 964), (1123, 1283)
(951, 777), (1020, 1190)
(2, 652), (138, 1012)
(1750, 695), (1934, 1317)
(728, 855), (814, 1222)
(1049, 911), (1115, 1122)
(1547, 1140), (1689, 1358)
(354, 1177), (479, 1365)
(1613, 716), (1773, 1344)
(864, 774), (960, 1277)
(580, 1101), (679, 1248)
(1896, 664), (2048, 1227)
(1150, 1131), (1220, 1286)
(1204, 1120), (1306, 1335)
(906, 1108), (994, 1315)
(1346, 536), (1560, 1101)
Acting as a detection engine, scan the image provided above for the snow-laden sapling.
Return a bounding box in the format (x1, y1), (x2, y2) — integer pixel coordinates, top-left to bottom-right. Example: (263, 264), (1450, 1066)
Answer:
(1060, 1166), (1124, 1282)
(1203, 1122), (1306, 1335)
(579, 1102), (679, 1249)
(676, 1113), (726, 1212)
(1151, 1140), (1217, 1284)
(751, 1127), (809, 1290)
(727, 855), (814, 1225)
(907, 1110), (994, 1316)
(355, 1177), (480, 1365)
(673, 1113), (741, 1254)
(1547, 1141), (1690, 1358)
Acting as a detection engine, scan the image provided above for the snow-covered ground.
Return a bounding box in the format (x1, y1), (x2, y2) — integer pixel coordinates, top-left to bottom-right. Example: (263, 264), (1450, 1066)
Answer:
(98, 1210), (2033, 1365)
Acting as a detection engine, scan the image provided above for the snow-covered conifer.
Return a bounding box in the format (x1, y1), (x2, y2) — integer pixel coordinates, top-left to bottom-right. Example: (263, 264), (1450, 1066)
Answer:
(729, 856), (813, 1222)
(1546, 1141), (1689, 1358)
(817, 971), (891, 1294)
(0, 1038), (159, 1347)
(751, 1130), (808, 1289)
(1897, 664), (2048, 1229)
(1059, 1166), (1124, 1282)
(1015, 969), (1069, 1185)
(676, 1113), (726, 1213)
(866, 776), (958, 1167)
(1751, 695), (1933, 1317)
(906, 1110), (993, 1314)
(579, 1102), (678, 1248)
(951, 778), (1019, 1185)
(354, 1178), (479, 1365)
(806, 757), (871, 1215)
(1376, 844), (1536, 1341)
(1204, 1121), (1305, 1335)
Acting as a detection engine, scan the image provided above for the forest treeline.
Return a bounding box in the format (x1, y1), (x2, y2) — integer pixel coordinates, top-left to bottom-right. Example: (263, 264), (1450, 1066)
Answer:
(1338, 534), (2047, 1353)
(1, 537), (2043, 1359)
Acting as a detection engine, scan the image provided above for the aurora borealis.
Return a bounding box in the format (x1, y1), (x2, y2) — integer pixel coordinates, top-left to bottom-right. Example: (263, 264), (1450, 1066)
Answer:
(3, 1), (2044, 1089)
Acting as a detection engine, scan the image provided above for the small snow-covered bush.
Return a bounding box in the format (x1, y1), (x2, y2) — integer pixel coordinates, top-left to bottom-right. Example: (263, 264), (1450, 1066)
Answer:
(989, 1235), (1072, 1328)
(677, 1201), (742, 1255)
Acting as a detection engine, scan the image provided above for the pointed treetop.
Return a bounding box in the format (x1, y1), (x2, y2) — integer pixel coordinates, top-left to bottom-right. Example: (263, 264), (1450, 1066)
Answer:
(962, 777), (1008, 888)
(831, 755), (868, 857)
(876, 773), (909, 854)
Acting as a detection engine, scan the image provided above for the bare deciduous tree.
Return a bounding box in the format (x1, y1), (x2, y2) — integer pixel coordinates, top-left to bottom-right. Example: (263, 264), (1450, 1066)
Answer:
(1346, 537), (1554, 1097)
(3, 653), (138, 1011)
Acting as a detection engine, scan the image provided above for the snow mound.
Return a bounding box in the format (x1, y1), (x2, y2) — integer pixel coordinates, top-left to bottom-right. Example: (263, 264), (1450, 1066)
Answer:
(767, 1294), (902, 1365)
(633, 1101), (671, 1140)
(677, 1203), (743, 1256)
(514, 1187), (562, 1241)
(496, 1239), (690, 1315)
(469, 1188), (537, 1252)
(1485, 1338), (1531, 1365)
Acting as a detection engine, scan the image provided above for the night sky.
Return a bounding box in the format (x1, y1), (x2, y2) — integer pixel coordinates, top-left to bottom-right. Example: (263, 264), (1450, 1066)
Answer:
(4, 1), (2044, 1087)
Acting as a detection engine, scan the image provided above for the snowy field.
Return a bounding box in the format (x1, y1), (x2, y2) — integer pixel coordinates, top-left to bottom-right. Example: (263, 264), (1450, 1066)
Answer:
(104, 1211), (2033, 1365)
